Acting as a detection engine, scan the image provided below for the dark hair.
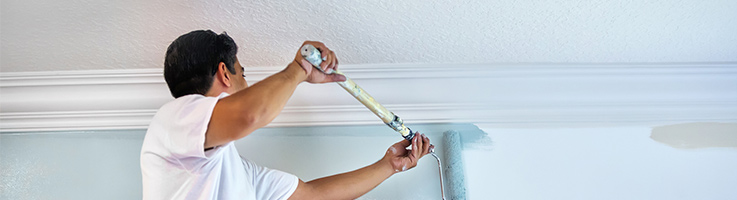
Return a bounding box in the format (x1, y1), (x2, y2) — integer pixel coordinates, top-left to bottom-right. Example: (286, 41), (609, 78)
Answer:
(164, 30), (238, 98)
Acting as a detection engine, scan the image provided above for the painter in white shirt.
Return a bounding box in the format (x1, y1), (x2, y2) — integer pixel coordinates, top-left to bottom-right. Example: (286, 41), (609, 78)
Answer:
(140, 30), (434, 200)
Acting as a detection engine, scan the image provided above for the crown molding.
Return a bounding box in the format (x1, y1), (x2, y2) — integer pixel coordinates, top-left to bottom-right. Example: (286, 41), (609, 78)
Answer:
(2, 63), (736, 132)
(4, 62), (736, 86)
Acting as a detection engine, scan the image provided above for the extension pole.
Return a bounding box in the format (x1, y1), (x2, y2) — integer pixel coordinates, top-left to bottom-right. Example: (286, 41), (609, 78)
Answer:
(301, 44), (445, 200)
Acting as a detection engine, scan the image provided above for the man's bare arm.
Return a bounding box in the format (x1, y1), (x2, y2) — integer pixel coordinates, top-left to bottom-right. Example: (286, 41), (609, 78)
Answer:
(204, 62), (306, 148)
(288, 133), (433, 200)
(205, 41), (345, 149)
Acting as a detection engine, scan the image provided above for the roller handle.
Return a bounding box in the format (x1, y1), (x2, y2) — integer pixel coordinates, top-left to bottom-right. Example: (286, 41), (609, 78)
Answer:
(300, 44), (416, 141)
(300, 44), (329, 73)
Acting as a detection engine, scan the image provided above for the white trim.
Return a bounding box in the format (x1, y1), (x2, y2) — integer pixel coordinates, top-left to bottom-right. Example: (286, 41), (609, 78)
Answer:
(4, 62), (737, 86)
(2, 63), (736, 132)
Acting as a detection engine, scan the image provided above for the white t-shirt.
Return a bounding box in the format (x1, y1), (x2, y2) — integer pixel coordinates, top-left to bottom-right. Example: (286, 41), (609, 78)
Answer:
(140, 92), (298, 200)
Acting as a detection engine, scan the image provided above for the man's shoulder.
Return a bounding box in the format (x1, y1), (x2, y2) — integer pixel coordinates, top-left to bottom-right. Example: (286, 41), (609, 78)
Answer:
(143, 93), (221, 157)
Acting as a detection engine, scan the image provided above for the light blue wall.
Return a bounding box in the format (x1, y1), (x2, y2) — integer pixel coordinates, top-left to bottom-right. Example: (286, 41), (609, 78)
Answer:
(4, 123), (737, 199)
(1, 124), (476, 199)
(467, 124), (737, 200)
(1, 130), (145, 199)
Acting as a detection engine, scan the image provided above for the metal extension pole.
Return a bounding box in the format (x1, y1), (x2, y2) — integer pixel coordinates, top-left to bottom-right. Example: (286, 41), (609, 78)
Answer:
(301, 44), (446, 200)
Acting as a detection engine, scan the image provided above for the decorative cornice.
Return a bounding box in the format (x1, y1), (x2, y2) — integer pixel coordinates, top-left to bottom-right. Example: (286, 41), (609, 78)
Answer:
(5, 62), (736, 86)
(2, 63), (736, 132)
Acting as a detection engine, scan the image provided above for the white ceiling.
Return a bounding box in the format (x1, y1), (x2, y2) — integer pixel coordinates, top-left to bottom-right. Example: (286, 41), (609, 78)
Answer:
(1, 0), (736, 72)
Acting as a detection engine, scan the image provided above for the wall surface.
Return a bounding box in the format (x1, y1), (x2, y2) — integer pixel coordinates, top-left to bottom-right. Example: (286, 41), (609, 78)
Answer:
(3, 123), (735, 200)
(2, 0), (737, 72)
(0, 124), (455, 200)
(468, 123), (737, 200)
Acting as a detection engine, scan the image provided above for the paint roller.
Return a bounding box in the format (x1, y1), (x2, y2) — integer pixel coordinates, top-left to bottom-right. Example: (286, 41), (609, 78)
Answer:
(301, 44), (447, 200)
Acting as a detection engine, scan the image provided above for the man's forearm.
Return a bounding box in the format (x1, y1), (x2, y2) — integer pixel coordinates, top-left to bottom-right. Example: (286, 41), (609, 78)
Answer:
(303, 158), (395, 199)
(288, 132), (432, 199)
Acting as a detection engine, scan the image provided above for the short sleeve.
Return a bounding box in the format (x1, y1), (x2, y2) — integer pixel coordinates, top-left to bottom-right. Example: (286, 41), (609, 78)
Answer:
(166, 94), (220, 159)
(243, 159), (299, 200)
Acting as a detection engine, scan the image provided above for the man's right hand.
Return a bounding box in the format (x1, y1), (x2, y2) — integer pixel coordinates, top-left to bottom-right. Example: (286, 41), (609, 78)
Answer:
(384, 132), (433, 173)
(291, 41), (346, 83)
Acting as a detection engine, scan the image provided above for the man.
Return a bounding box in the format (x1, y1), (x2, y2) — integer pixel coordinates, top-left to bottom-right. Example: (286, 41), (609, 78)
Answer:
(140, 30), (433, 200)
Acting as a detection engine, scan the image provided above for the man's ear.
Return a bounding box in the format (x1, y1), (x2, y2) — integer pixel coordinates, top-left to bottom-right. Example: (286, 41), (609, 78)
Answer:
(217, 62), (232, 87)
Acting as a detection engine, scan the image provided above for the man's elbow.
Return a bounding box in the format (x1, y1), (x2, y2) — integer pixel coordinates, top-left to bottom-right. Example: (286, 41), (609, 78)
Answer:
(288, 180), (322, 200)
(230, 113), (260, 140)
(228, 103), (277, 140)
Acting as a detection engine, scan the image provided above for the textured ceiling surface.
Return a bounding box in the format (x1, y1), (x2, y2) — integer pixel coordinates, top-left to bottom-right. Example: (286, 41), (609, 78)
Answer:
(1, 0), (736, 72)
